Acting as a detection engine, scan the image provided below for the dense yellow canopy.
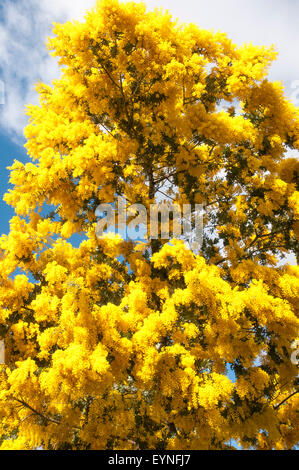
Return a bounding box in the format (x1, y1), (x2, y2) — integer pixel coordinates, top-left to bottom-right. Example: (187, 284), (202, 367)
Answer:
(0, 0), (298, 450)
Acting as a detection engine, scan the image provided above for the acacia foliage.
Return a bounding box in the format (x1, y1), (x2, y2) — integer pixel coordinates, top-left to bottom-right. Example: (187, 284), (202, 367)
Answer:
(0, 0), (298, 450)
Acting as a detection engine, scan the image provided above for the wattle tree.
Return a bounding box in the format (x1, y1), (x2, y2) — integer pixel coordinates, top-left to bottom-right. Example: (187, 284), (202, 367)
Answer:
(0, 0), (298, 450)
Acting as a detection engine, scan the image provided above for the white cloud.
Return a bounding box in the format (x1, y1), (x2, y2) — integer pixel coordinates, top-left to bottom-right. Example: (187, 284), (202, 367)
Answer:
(40, 0), (95, 21)
(142, 0), (299, 81)
(0, 0), (95, 142)
(0, 0), (299, 142)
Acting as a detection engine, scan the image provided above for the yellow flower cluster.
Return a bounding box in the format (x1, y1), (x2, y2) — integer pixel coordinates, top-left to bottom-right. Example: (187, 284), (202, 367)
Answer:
(0, 0), (298, 450)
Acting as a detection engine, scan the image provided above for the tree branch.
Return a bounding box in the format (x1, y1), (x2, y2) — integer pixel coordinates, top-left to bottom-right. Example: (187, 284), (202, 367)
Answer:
(273, 390), (299, 410)
(11, 397), (81, 430)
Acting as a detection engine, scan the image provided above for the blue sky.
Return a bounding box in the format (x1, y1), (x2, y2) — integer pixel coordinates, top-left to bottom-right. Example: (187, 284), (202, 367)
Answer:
(0, 0), (299, 246)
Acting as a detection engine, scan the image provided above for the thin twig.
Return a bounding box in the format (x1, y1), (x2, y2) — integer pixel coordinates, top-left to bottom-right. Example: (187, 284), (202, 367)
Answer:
(273, 390), (299, 410)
